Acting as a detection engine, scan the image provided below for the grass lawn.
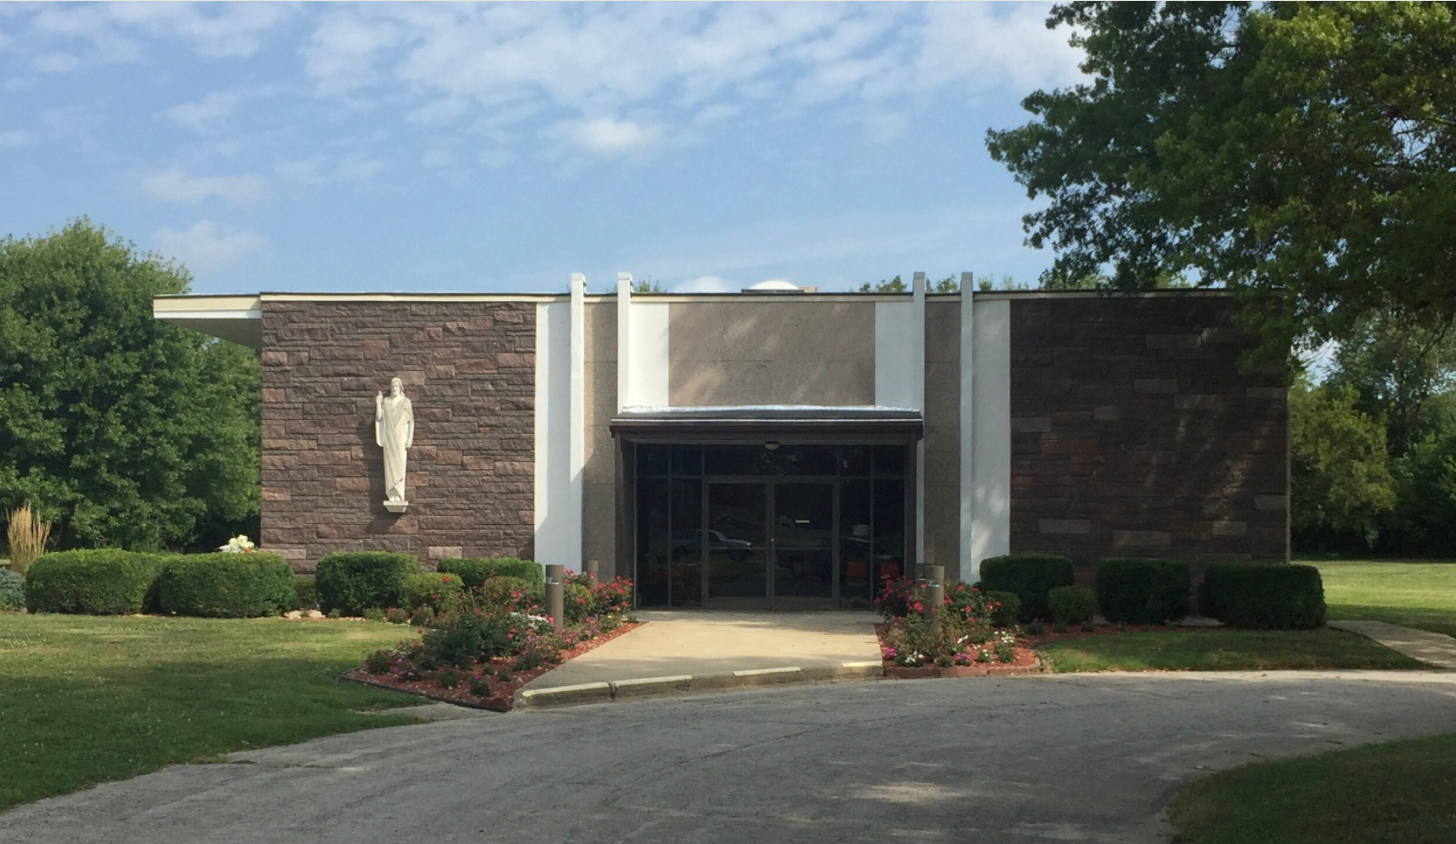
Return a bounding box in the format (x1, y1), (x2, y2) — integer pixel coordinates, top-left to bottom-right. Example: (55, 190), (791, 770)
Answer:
(1169, 733), (1456, 844)
(1311, 559), (1456, 638)
(1038, 628), (1425, 673)
(0, 614), (421, 812)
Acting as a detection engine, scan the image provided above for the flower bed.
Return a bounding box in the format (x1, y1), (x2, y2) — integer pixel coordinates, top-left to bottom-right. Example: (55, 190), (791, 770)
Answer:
(343, 620), (640, 711)
(874, 577), (1043, 677)
(343, 571), (638, 711)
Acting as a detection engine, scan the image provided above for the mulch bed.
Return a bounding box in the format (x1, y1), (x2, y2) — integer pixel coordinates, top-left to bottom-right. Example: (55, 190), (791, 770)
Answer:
(341, 621), (642, 712)
(874, 623), (1043, 678)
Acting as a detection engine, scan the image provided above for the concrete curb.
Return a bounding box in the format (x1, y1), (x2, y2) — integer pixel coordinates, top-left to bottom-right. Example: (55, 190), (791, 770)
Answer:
(513, 661), (885, 710)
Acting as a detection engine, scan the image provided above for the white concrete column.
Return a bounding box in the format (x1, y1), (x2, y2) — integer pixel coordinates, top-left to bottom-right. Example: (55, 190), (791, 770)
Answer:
(912, 272), (927, 567)
(568, 274), (586, 569)
(616, 273), (632, 413)
(958, 272), (975, 580)
(533, 276), (585, 572)
(970, 297), (1012, 576)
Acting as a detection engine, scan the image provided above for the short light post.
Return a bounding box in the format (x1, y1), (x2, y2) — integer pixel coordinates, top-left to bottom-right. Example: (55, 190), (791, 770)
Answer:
(584, 559), (599, 584)
(545, 564), (565, 631)
(925, 565), (945, 633)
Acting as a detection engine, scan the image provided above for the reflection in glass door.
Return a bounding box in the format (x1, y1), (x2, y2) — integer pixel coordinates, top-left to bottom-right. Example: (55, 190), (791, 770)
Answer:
(772, 483), (835, 609)
(705, 483), (769, 608)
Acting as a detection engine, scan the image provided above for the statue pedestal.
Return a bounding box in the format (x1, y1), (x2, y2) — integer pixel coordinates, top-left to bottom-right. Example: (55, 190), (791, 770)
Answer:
(382, 500), (409, 514)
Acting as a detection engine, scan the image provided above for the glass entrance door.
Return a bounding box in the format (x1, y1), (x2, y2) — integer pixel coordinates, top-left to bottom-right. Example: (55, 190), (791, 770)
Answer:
(705, 482), (770, 609)
(772, 483), (835, 609)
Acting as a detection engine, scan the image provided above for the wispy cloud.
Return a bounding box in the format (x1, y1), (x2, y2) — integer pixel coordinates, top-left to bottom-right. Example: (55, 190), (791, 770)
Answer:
(141, 169), (266, 204)
(274, 151), (385, 187)
(153, 220), (267, 274)
(0, 130), (32, 148)
(560, 117), (661, 155)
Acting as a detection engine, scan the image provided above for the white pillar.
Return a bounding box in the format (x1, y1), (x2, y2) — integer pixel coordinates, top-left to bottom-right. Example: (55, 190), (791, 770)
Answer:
(971, 298), (1012, 572)
(616, 272), (632, 412)
(568, 274), (586, 570)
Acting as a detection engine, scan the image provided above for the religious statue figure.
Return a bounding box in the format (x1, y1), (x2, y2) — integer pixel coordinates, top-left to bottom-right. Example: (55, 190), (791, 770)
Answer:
(375, 377), (414, 510)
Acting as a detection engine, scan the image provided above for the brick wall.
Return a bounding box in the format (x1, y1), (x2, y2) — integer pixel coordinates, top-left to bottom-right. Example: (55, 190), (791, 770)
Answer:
(1008, 296), (1287, 582)
(260, 301), (536, 572)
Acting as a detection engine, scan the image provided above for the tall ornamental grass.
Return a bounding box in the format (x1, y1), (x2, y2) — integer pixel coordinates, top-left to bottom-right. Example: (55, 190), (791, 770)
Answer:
(6, 504), (51, 576)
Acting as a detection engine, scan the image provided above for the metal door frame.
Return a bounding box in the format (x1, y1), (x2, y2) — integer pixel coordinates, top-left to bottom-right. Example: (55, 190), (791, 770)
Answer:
(701, 476), (838, 610)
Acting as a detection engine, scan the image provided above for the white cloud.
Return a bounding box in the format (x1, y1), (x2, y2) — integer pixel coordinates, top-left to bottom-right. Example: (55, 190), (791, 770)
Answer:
(153, 221), (267, 274)
(674, 275), (738, 293)
(166, 90), (244, 132)
(563, 117), (661, 154)
(0, 130), (31, 148)
(141, 169), (266, 204)
(275, 151), (385, 187)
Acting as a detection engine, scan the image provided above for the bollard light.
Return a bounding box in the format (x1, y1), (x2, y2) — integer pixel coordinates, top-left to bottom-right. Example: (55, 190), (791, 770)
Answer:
(545, 564), (565, 630)
(925, 565), (945, 632)
(584, 559), (599, 584)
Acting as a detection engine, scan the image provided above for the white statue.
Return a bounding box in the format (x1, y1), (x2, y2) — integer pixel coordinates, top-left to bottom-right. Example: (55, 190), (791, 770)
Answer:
(375, 377), (414, 511)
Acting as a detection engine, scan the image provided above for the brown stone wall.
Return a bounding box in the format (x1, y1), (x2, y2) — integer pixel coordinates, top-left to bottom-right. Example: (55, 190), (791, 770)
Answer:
(923, 298), (961, 578)
(1008, 295), (1287, 582)
(259, 300), (536, 571)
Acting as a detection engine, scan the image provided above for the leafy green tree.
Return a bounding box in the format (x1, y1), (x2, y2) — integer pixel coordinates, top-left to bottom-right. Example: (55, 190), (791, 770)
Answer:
(988, 2), (1456, 358)
(860, 274), (1022, 293)
(1326, 314), (1456, 456)
(632, 277), (664, 294)
(0, 219), (259, 550)
(1289, 377), (1396, 548)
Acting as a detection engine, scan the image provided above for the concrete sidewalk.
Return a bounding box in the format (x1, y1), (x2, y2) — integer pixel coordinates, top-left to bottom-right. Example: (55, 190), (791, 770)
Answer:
(516, 611), (883, 708)
(1329, 619), (1456, 669)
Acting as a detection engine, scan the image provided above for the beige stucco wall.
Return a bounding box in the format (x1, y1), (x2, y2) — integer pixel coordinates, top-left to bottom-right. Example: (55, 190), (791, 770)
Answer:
(582, 300), (619, 577)
(923, 298), (961, 579)
(668, 301), (876, 407)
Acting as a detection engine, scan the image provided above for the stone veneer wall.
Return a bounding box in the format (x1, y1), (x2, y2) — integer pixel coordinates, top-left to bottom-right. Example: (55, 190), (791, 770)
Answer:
(1008, 296), (1287, 583)
(259, 300), (537, 572)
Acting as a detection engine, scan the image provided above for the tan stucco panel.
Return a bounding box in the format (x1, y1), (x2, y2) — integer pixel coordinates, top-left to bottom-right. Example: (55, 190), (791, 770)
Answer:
(582, 301), (619, 576)
(668, 301), (875, 406)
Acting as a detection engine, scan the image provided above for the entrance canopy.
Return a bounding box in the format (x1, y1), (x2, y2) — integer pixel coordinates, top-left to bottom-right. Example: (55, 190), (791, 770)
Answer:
(609, 405), (923, 442)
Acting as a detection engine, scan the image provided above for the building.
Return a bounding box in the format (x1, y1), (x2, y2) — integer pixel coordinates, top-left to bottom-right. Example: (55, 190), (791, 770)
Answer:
(154, 273), (1288, 610)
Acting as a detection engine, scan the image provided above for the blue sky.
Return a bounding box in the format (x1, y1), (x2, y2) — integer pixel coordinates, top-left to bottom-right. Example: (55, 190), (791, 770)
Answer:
(0, 2), (1086, 295)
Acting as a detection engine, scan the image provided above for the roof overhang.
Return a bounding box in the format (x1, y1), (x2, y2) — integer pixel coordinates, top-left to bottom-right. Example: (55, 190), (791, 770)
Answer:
(153, 295), (262, 349)
(610, 405), (923, 442)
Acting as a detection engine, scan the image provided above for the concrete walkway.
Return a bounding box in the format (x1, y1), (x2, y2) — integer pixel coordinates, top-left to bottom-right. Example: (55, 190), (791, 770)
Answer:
(517, 611), (882, 707)
(1329, 619), (1456, 668)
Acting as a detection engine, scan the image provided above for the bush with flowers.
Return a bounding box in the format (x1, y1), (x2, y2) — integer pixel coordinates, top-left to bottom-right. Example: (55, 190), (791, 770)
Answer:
(875, 576), (1021, 668)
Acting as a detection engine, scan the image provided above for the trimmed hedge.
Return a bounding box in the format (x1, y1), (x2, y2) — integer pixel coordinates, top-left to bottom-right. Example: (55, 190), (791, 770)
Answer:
(1095, 558), (1191, 624)
(404, 572), (465, 615)
(25, 550), (167, 615)
(155, 553), (294, 618)
(1048, 585), (1097, 625)
(315, 552), (420, 615)
(438, 557), (544, 589)
(293, 576), (317, 611)
(0, 568), (24, 610)
(979, 553), (1075, 622)
(1201, 563), (1326, 630)
(984, 590), (1022, 628)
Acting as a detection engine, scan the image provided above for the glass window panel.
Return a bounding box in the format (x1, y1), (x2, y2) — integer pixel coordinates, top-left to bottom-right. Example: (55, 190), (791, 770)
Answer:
(669, 478), (703, 607)
(704, 445), (762, 475)
(771, 445), (837, 476)
(838, 446), (870, 476)
(670, 445), (702, 476)
(635, 478), (670, 607)
(872, 479), (906, 590)
(838, 479), (873, 609)
(873, 444), (905, 476)
(638, 444), (670, 477)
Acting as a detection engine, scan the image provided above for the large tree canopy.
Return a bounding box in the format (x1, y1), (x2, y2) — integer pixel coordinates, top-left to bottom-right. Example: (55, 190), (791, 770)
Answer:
(988, 1), (1456, 357)
(0, 220), (259, 550)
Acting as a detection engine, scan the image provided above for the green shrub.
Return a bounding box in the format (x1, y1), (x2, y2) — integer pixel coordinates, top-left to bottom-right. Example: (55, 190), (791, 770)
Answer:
(984, 591), (1022, 627)
(155, 553), (294, 618)
(315, 551), (419, 615)
(1095, 558), (1191, 624)
(1201, 563), (1326, 630)
(422, 612), (513, 669)
(404, 572), (465, 615)
(564, 581), (592, 622)
(0, 568), (24, 611)
(293, 576), (317, 610)
(1048, 585), (1097, 625)
(438, 557), (543, 589)
(24, 550), (166, 615)
(474, 575), (543, 614)
(978, 553), (1074, 622)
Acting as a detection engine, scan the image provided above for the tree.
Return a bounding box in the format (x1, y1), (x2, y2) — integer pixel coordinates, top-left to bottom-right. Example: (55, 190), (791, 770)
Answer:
(0, 220), (260, 550)
(859, 274), (1021, 293)
(1289, 377), (1396, 548)
(633, 277), (664, 294)
(988, 2), (1456, 358)
(1325, 313), (1456, 456)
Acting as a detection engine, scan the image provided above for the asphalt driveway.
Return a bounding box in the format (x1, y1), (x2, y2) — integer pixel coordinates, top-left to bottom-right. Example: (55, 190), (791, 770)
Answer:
(5, 671), (1456, 843)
